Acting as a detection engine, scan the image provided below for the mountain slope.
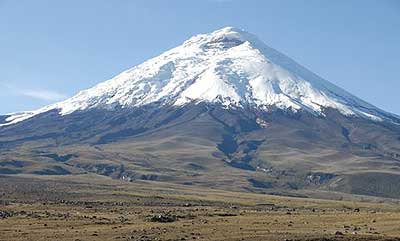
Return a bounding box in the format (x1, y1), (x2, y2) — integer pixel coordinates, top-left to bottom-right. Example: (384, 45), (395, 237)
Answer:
(2, 27), (398, 126)
(1, 27), (400, 199)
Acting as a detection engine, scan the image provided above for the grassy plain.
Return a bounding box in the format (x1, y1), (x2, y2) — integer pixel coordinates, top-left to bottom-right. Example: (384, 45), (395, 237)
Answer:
(1, 174), (400, 241)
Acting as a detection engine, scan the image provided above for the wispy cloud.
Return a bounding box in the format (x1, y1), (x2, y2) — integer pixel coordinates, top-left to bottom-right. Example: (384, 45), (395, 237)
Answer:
(18, 89), (67, 101)
(0, 82), (68, 101)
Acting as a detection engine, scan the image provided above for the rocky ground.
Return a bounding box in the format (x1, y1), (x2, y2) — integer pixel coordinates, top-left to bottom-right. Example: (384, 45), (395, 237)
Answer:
(1, 174), (400, 241)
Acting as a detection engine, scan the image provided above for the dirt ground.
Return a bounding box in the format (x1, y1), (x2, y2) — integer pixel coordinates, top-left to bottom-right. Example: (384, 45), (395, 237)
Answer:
(1, 174), (400, 241)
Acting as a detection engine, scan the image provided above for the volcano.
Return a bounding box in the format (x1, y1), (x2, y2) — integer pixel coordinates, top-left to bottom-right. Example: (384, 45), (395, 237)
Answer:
(1, 27), (400, 199)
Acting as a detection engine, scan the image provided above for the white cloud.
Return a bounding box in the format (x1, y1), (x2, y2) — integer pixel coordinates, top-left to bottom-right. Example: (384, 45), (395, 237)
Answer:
(19, 89), (67, 101)
(0, 81), (68, 101)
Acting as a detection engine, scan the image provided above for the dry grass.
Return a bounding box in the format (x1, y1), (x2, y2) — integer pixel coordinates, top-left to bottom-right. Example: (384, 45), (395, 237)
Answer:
(1, 174), (400, 241)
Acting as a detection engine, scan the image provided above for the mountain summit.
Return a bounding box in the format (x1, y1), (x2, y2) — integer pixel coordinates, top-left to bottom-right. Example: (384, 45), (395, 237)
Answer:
(1, 27), (400, 199)
(2, 27), (397, 126)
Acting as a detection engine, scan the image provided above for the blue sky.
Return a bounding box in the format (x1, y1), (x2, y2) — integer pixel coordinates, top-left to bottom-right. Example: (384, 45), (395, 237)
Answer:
(1, 0), (399, 115)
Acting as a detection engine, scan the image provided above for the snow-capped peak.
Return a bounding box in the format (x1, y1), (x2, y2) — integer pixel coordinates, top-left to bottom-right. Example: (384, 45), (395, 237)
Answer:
(1, 27), (397, 126)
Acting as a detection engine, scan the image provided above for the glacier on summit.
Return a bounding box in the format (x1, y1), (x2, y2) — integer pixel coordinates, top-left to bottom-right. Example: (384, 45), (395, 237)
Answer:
(1, 27), (397, 126)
